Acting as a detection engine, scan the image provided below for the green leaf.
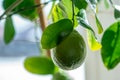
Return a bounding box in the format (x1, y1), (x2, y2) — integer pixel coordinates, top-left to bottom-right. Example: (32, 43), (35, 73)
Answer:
(89, 0), (97, 4)
(97, 0), (101, 2)
(3, 0), (38, 20)
(114, 5), (120, 19)
(101, 21), (120, 69)
(3, 0), (16, 10)
(87, 0), (97, 12)
(78, 9), (95, 33)
(52, 72), (73, 80)
(17, 0), (38, 20)
(73, 0), (88, 10)
(41, 19), (73, 49)
(78, 9), (101, 51)
(52, 3), (68, 22)
(95, 15), (103, 34)
(52, 0), (79, 27)
(48, 1), (56, 19)
(4, 17), (15, 44)
(87, 0), (103, 34)
(61, 0), (79, 27)
(104, 0), (109, 8)
(24, 56), (55, 75)
(87, 30), (102, 51)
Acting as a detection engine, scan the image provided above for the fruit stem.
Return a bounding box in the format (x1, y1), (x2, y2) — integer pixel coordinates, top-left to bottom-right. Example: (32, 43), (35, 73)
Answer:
(35, 0), (51, 57)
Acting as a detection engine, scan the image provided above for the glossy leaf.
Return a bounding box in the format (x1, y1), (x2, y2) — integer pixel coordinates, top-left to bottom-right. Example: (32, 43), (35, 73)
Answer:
(3, 0), (38, 20)
(61, 0), (79, 27)
(52, 0), (79, 27)
(95, 15), (103, 34)
(87, 30), (102, 51)
(24, 56), (55, 75)
(4, 17), (15, 44)
(41, 19), (73, 49)
(73, 0), (88, 10)
(52, 3), (68, 22)
(101, 21), (120, 69)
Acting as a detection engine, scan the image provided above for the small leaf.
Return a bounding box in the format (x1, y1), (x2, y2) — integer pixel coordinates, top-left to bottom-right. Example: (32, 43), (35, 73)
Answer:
(101, 21), (120, 69)
(114, 9), (120, 19)
(52, 72), (73, 80)
(41, 19), (73, 49)
(52, 0), (79, 27)
(97, 0), (101, 2)
(95, 15), (103, 34)
(24, 56), (55, 75)
(4, 17), (15, 44)
(109, 1), (120, 19)
(87, 0), (103, 34)
(78, 9), (95, 33)
(73, 0), (88, 10)
(52, 3), (68, 22)
(61, 0), (79, 27)
(104, 0), (109, 8)
(78, 9), (101, 51)
(87, 30), (102, 51)
(87, 0), (97, 12)
(89, 0), (97, 4)
(48, 1), (56, 19)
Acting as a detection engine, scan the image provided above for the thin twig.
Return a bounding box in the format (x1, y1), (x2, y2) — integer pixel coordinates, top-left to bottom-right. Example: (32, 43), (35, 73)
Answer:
(0, 1), (51, 20)
(0, 0), (23, 20)
(12, 1), (51, 15)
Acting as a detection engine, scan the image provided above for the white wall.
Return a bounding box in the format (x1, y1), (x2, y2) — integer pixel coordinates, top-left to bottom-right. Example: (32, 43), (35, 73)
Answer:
(85, 1), (120, 80)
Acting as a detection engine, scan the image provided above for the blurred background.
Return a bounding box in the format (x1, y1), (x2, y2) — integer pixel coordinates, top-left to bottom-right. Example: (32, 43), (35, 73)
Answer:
(0, 0), (120, 80)
(0, 0), (85, 80)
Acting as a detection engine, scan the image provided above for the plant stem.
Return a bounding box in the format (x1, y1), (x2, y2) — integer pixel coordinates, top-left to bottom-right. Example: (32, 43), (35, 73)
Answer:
(0, 0), (23, 20)
(35, 0), (50, 57)
(1, 1), (51, 20)
(35, 0), (47, 31)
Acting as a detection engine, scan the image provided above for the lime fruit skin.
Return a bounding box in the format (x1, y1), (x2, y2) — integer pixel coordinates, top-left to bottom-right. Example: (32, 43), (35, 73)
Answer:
(51, 30), (86, 70)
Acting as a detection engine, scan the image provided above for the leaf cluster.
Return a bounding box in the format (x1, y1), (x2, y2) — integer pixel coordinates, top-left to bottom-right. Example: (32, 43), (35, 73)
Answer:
(1, 0), (120, 78)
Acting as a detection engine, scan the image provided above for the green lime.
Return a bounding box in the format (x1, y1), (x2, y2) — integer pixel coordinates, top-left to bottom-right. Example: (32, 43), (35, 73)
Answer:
(51, 30), (86, 70)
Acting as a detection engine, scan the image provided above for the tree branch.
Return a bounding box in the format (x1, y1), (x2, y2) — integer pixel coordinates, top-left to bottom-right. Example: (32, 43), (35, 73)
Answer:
(35, 0), (51, 57)
(0, 0), (23, 20)
(35, 0), (47, 31)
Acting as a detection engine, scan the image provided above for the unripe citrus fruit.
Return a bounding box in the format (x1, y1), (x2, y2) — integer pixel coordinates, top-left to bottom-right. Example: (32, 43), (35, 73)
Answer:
(51, 30), (86, 70)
